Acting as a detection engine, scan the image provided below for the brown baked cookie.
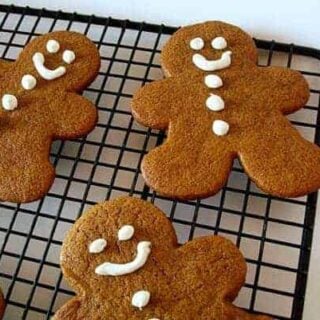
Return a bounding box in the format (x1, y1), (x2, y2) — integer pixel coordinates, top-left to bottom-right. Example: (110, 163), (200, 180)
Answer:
(0, 31), (100, 203)
(55, 196), (271, 320)
(131, 21), (320, 200)
(0, 289), (5, 319)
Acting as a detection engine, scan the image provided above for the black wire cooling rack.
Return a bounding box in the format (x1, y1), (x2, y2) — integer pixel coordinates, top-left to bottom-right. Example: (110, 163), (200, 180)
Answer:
(0, 4), (319, 320)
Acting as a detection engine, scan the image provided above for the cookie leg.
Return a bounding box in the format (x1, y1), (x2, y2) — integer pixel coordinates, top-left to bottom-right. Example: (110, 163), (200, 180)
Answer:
(53, 298), (81, 320)
(239, 117), (320, 197)
(142, 139), (235, 200)
(0, 155), (55, 203)
(0, 130), (55, 203)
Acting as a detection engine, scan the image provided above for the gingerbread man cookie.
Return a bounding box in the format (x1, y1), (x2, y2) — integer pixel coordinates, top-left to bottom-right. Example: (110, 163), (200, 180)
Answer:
(0, 31), (100, 203)
(132, 21), (320, 200)
(55, 197), (271, 319)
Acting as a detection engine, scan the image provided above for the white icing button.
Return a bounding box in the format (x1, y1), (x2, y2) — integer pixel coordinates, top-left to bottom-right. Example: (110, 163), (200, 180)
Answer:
(211, 36), (227, 50)
(190, 37), (204, 50)
(21, 74), (37, 90)
(204, 74), (223, 88)
(192, 51), (232, 71)
(206, 94), (225, 111)
(2, 94), (18, 111)
(32, 52), (66, 80)
(212, 120), (230, 136)
(131, 290), (150, 310)
(62, 50), (76, 64)
(118, 225), (135, 241)
(46, 39), (60, 53)
(95, 241), (151, 276)
(89, 238), (107, 254)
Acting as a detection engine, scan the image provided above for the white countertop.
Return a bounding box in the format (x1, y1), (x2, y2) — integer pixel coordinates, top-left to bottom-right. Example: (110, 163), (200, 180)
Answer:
(8, 0), (320, 49)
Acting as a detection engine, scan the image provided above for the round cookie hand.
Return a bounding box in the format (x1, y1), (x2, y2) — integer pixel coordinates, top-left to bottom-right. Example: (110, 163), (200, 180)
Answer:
(0, 31), (100, 203)
(55, 197), (271, 320)
(132, 21), (319, 200)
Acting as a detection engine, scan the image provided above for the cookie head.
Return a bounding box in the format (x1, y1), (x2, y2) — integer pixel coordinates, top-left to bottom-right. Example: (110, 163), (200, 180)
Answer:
(60, 197), (177, 294)
(16, 31), (100, 92)
(161, 21), (258, 76)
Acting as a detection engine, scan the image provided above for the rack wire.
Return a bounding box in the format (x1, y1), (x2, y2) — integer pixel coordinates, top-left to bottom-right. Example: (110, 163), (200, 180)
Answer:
(0, 5), (319, 320)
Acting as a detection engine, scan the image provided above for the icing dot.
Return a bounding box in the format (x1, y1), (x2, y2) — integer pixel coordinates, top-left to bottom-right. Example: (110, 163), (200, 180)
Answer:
(211, 36), (227, 50)
(212, 120), (230, 136)
(204, 74), (223, 88)
(118, 225), (135, 241)
(46, 39), (60, 53)
(206, 94), (225, 111)
(132, 290), (150, 310)
(190, 37), (204, 50)
(89, 238), (107, 253)
(62, 50), (76, 64)
(21, 74), (37, 90)
(2, 94), (18, 111)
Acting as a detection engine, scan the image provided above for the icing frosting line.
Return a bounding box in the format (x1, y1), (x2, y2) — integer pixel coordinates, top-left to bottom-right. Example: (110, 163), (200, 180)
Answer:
(190, 37), (204, 50)
(63, 50), (76, 64)
(211, 36), (227, 50)
(212, 120), (230, 136)
(118, 225), (135, 241)
(2, 94), (18, 111)
(89, 238), (107, 254)
(21, 74), (37, 90)
(32, 52), (66, 80)
(131, 290), (150, 310)
(95, 241), (151, 276)
(46, 39), (60, 53)
(192, 51), (232, 71)
(206, 94), (224, 111)
(204, 74), (223, 88)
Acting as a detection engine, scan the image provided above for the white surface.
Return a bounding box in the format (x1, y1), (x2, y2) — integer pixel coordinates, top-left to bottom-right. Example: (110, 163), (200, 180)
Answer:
(7, 0), (320, 49)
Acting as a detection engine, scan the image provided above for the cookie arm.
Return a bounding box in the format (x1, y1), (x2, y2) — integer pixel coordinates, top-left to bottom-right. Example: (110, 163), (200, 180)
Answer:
(131, 77), (178, 130)
(258, 66), (309, 114)
(51, 93), (97, 139)
(239, 116), (320, 197)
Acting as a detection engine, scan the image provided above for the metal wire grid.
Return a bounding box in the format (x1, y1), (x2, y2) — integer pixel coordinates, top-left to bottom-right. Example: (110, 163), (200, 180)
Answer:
(0, 5), (319, 320)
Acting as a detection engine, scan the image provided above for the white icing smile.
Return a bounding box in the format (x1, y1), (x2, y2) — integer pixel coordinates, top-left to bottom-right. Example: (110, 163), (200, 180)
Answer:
(32, 52), (66, 80)
(95, 241), (151, 276)
(192, 51), (232, 71)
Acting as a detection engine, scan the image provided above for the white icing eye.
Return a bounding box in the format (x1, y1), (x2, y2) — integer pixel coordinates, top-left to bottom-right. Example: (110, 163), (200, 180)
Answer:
(118, 225), (135, 241)
(46, 39), (60, 53)
(21, 74), (37, 90)
(89, 238), (107, 253)
(62, 50), (76, 64)
(204, 74), (223, 88)
(211, 36), (227, 50)
(212, 120), (230, 136)
(190, 37), (204, 50)
(2, 94), (18, 111)
(131, 290), (151, 310)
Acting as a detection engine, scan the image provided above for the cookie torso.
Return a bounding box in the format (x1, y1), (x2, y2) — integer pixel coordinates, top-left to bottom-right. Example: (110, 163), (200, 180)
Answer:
(55, 196), (271, 319)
